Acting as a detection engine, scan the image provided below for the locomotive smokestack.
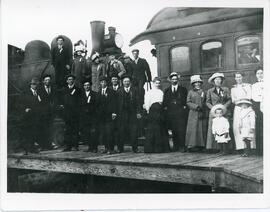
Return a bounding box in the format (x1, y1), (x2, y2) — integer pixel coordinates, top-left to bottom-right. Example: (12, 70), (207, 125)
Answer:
(90, 20), (105, 55)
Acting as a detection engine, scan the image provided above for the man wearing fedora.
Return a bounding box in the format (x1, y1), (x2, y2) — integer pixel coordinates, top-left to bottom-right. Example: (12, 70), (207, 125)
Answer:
(80, 78), (99, 153)
(20, 77), (42, 154)
(97, 76), (117, 154)
(91, 52), (106, 92)
(116, 74), (142, 153)
(51, 36), (71, 89)
(60, 74), (81, 151)
(38, 74), (57, 150)
(164, 72), (188, 152)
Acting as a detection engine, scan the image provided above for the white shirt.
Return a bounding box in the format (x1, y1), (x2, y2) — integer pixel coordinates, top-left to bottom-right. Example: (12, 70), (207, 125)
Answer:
(144, 88), (164, 113)
(112, 85), (119, 91)
(101, 87), (107, 95)
(31, 88), (37, 96)
(45, 85), (51, 94)
(124, 86), (130, 93)
(171, 84), (178, 93)
(212, 116), (230, 135)
(68, 84), (74, 89)
(85, 91), (90, 97)
(134, 58), (139, 64)
(252, 81), (263, 112)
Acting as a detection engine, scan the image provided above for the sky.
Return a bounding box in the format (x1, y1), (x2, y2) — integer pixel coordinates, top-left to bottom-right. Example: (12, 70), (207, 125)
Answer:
(2, 0), (267, 77)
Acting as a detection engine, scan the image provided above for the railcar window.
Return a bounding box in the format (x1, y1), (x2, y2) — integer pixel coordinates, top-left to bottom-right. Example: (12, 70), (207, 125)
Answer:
(201, 41), (223, 70)
(236, 36), (260, 65)
(170, 46), (190, 73)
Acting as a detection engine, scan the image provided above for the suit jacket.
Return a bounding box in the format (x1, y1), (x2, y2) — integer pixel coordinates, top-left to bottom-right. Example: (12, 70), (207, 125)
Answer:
(62, 85), (81, 120)
(51, 46), (71, 70)
(163, 84), (188, 120)
(80, 90), (98, 126)
(206, 86), (231, 110)
(97, 87), (117, 122)
(21, 88), (42, 126)
(38, 85), (57, 118)
(131, 58), (152, 83)
(117, 86), (141, 115)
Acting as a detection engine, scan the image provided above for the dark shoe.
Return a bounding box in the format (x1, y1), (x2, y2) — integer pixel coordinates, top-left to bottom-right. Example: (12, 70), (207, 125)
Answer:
(62, 147), (71, 152)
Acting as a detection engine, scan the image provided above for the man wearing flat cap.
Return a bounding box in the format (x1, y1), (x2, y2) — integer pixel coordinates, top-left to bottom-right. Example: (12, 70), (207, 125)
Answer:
(60, 74), (81, 151)
(80, 78), (98, 152)
(96, 76), (117, 154)
(20, 77), (42, 154)
(38, 74), (57, 150)
(164, 72), (188, 152)
(116, 74), (142, 153)
(51, 36), (72, 89)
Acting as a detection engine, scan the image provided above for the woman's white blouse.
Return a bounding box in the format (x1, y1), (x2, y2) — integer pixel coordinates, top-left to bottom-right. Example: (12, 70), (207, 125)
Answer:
(144, 88), (164, 113)
(252, 81), (263, 112)
(231, 83), (252, 104)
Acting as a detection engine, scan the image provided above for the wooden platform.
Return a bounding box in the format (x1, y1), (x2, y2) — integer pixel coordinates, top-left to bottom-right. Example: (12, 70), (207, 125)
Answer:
(7, 145), (263, 193)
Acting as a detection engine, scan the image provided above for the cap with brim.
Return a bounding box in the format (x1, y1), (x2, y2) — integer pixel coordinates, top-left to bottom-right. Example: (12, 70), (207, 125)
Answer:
(111, 73), (120, 79)
(190, 75), (203, 84)
(75, 45), (85, 52)
(132, 49), (139, 53)
(99, 76), (107, 82)
(121, 74), (132, 81)
(169, 72), (179, 79)
(30, 77), (40, 85)
(210, 104), (227, 117)
(65, 74), (76, 80)
(81, 77), (92, 85)
(236, 99), (252, 106)
(208, 73), (225, 84)
(56, 35), (65, 41)
(91, 52), (100, 62)
(42, 74), (52, 80)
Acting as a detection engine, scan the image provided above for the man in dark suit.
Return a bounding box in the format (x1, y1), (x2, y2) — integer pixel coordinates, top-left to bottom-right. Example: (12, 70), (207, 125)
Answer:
(20, 77), (41, 155)
(80, 78), (98, 152)
(60, 74), (81, 151)
(116, 74), (142, 153)
(131, 49), (152, 98)
(97, 76), (117, 154)
(51, 36), (71, 88)
(38, 74), (56, 150)
(163, 72), (188, 152)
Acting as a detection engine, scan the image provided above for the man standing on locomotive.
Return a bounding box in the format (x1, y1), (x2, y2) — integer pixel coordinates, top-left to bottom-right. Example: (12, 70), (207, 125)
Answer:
(51, 36), (71, 89)
(163, 72), (188, 152)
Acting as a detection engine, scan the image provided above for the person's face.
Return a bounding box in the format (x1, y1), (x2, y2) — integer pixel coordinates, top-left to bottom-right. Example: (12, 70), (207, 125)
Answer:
(240, 103), (249, 109)
(94, 58), (100, 64)
(43, 77), (51, 86)
(122, 78), (131, 87)
(77, 51), (82, 56)
(215, 109), (223, 118)
(214, 77), (222, 87)
(83, 82), (91, 91)
(235, 73), (243, 84)
(171, 76), (178, 85)
(30, 83), (38, 90)
(256, 69), (263, 81)
(100, 80), (107, 88)
(153, 80), (161, 89)
(132, 51), (139, 60)
(67, 77), (74, 85)
(57, 38), (64, 45)
(193, 82), (202, 90)
(111, 77), (118, 86)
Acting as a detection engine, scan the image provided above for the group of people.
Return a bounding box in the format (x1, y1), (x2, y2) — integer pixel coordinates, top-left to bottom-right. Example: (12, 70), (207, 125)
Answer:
(20, 35), (263, 157)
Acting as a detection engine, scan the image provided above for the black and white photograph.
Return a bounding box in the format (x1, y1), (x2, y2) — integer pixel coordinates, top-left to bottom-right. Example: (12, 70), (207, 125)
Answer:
(1, 0), (270, 210)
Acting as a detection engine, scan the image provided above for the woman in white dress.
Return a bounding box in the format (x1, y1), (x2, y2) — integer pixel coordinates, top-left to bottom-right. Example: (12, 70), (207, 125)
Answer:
(144, 77), (169, 153)
(252, 68), (263, 155)
(231, 72), (253, 152)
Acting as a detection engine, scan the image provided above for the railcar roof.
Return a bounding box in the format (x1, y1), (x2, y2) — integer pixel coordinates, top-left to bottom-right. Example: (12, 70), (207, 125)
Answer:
(130, 7), (263, 46)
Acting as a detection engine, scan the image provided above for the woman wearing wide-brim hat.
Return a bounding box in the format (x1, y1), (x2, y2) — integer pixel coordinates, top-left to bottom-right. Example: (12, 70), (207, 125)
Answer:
(206, 72), (232, 152)
(185, 75), (207, 152)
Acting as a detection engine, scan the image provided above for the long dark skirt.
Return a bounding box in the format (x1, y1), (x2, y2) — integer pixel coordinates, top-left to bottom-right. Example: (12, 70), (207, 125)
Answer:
(253, 101), (263, 155)
(144, 103), (169, 153)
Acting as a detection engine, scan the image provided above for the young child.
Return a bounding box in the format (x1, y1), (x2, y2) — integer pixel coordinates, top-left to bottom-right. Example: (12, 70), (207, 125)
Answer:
(237, 99), (256, 157)
(211, 104), (230, 154)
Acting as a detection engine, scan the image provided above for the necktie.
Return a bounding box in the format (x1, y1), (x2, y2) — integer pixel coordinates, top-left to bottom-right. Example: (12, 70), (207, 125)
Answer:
(173, 87), (176, 93)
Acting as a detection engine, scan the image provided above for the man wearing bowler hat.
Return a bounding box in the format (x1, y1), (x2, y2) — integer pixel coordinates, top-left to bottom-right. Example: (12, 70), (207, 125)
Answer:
(20, 77), (42, 154)
(116, 74), (142, 153)
(164, 72), (188, 152)
(51, 35), (71, 89)
(97, 76), (117, 154)
(80, 78), (99, 153)
(60, 74), (81, 151)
